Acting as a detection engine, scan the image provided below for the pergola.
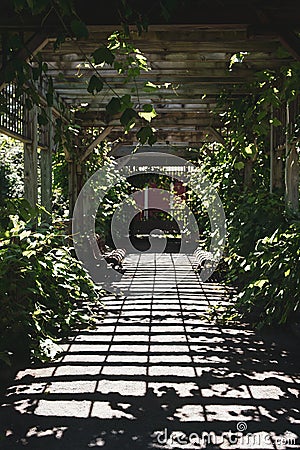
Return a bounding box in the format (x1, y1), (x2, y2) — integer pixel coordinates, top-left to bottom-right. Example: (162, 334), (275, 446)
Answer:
(1, 0), (300, 216)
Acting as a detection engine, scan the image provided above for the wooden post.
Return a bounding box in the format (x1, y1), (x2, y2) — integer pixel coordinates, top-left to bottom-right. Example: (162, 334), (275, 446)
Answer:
(273, 146), (284, 190)
(270, 105), (274, 194)
(285, 144), (299, 211)
(40, 107), (53, 222)
(24, 105), (38, 207)
(76, 162), (84, 194)
(285, 102), (299, 211)
(68, 159), (78, 219)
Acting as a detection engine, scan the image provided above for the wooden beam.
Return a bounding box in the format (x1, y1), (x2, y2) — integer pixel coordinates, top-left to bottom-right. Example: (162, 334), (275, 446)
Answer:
(207, 127), (225, 145)
(0, 126), (31, 143)
(75, 112), (222, 129)
(80, 126), (113, 163)
(103, 128), (219, 144)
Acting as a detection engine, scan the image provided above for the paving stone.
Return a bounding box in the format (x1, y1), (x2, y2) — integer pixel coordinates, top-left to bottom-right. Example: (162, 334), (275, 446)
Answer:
(97, 379), (147, 396)
(35, 400), (91, 418)
(148, 365), (196, 377)
(54, 365), (101, 376)
(47, 380), (97, 394)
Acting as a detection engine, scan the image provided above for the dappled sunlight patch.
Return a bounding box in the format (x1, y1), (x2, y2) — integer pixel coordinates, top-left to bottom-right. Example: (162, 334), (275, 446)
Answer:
(35, 400), (91, 417)
(149, 382), (199, 398)
(201, 383), (250, 399)
(205, 404), (259, 422)
(172, 404), (206, 422)
(97, 380), (147, 396)
(91, 401), (136, 420)
(7, 382), (47, 396)
(25, 426), (67, 440)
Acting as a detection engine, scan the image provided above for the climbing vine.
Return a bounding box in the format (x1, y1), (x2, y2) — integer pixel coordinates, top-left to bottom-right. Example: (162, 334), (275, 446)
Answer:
(200, 60), (300, 328)
(1, 0), (167, 152)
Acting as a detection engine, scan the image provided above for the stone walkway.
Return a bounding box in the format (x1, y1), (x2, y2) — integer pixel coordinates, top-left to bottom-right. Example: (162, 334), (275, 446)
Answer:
(0, 254), (299, 449)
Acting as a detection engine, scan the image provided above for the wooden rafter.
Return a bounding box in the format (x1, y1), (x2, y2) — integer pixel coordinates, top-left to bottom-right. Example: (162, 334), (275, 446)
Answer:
(80, 126), (114, 163)
(207, 127), (226, 145)
(2, 2), (299, 148)
(254, 8), (300, 62)
(279, 31), (300, 62)
(0, 32), (50, 91)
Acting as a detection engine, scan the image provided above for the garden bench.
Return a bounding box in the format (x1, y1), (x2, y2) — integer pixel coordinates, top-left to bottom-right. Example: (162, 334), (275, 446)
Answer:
(95, 234), (126, 271)
(193, 248), (217, 271)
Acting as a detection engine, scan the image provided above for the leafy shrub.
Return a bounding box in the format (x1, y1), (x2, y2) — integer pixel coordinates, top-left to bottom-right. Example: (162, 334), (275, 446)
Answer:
(224, 191), (285, 281)
(223, 222), (300, 327)
(0, 199), (103, 367)
(188, 142), (299, 328)
(0, 135), (24, 206)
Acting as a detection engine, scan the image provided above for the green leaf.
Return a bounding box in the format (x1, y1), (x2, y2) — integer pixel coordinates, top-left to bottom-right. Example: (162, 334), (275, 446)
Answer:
(92, 46), (115, 65)
(53, 35), (65, 50)
(23, 249), (36, 258)
(38, 111), (48, 126)
(143, 81), (159, 92)
(106, 97), (122, 116)
(252, 279), (268, 288)
(244, 144), (256, 156)
(270, 117), (282, 127)
(120, 108), (138, 129)
(13, 0), (27, 13)
(120, 94), (133, 110)
(26, 0), (50, 14)
(234, 161), (244, 170)
(7, 34), (23, 50)
(19, 230), (31, 240)
(46, 92), (54, 107)
(148, 132), (157, 146)
(87, 75), (103, 94)
(138, 104), (157, 122)
(136, 125), (156, 145)
(70, 19), (89, 39)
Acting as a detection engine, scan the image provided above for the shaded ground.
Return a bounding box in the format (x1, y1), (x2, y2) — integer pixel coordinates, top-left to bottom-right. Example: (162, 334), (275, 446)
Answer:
(0, 254), (299, 449)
